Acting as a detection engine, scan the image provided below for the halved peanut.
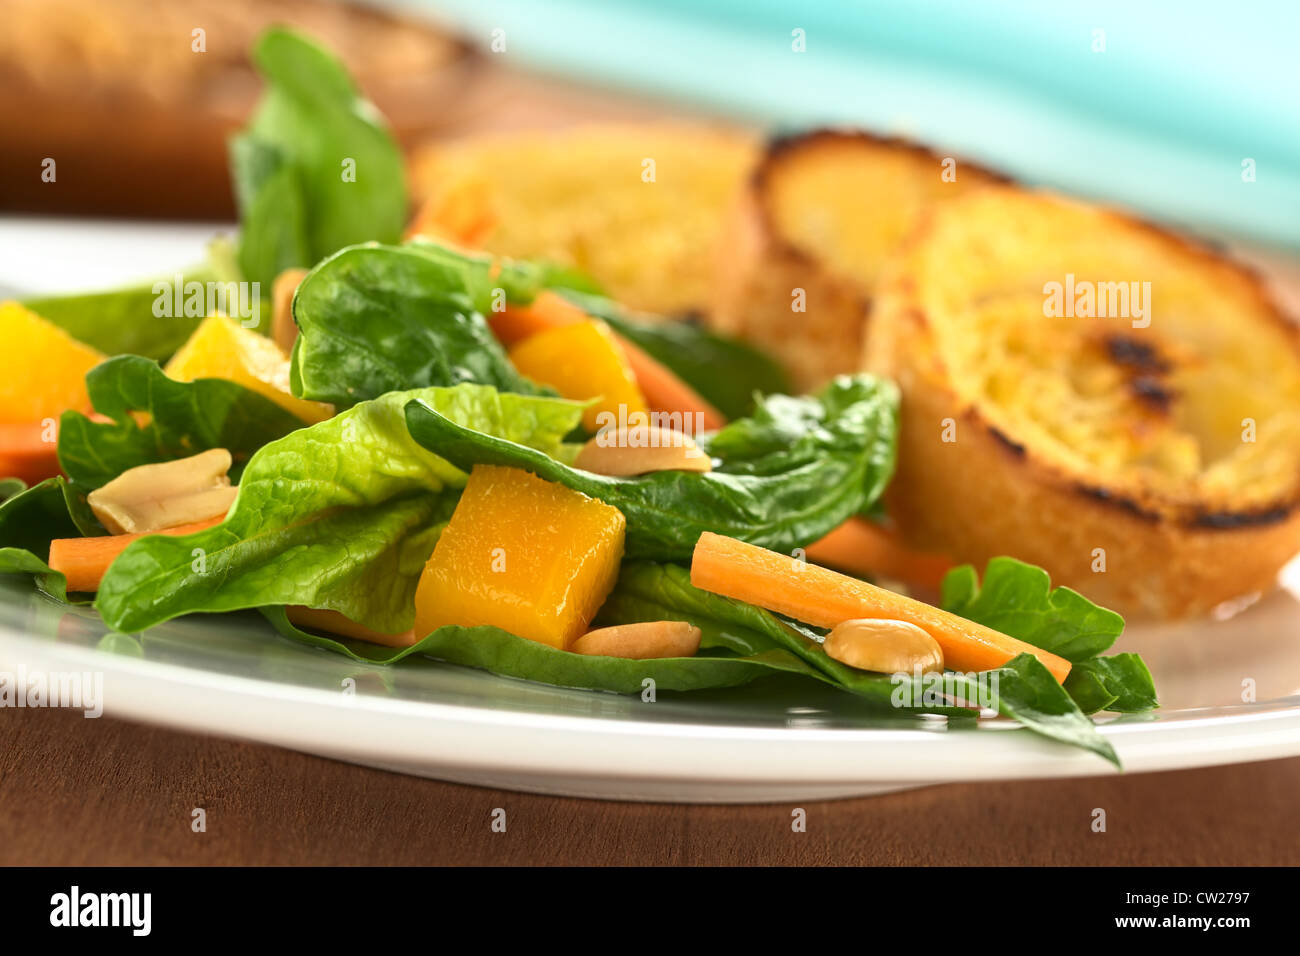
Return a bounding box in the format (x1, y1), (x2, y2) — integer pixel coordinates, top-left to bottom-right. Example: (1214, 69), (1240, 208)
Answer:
(571, 621), (702, 659)
(88, 447), (238, 534)
(823, 618), (945, 674)
(573, 425), (712, 477)
(272, 267), (309, 353)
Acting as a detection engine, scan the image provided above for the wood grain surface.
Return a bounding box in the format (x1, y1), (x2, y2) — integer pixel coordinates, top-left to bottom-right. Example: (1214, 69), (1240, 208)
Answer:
(1, 706), (1295, 866)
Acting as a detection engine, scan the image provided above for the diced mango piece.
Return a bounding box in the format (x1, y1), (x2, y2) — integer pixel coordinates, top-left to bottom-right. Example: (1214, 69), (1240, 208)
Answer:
(508, 319), (649, 433)
(164, 313), (331, 423)
(414, 465), (626, 649)
(0, 301), (104, 424)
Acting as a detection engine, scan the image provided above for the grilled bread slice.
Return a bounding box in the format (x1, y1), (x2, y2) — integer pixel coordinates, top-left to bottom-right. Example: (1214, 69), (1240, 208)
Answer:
(866, 187), (1300, 618)
(408, 124), (756, 316)
(711, 130), (1005, 390)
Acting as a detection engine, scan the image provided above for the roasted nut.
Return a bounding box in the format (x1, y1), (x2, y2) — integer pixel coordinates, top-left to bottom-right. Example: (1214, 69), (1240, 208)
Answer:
(88, 448), (237, 534)
(573, 425), (712, 477)
(571, 621), (702, 659)
(823, 618), (944, 674)
(271, 267), (309, 353)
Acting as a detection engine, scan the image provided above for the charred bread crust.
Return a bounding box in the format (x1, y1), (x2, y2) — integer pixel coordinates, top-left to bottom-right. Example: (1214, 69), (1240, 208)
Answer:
(711, 129), (1006, 391)
(867, 187), (1300, 618)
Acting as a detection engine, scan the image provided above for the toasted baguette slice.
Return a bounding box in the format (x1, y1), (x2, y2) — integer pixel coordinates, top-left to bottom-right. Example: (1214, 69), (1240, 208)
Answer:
(711, 130), (1005, 390)
(866, 187), (1300, 618)
(408, 124), (756, 316)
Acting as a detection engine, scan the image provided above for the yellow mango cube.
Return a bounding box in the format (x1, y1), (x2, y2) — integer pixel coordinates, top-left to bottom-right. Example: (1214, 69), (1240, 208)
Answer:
(164, 313), (331, 423)
(0, 301), (104, 424)
(414, 465), (626, 649)
(509, 319), (649, 433)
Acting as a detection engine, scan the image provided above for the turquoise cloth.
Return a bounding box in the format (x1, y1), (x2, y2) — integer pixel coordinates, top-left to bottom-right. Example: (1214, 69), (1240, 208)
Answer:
(406, 0), (1299, 247)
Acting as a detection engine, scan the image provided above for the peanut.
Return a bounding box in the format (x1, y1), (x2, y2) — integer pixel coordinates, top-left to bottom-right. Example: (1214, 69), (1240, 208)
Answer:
(88, 447), (238, 534)
(823, 618), (945, 674)
(573, 425), (712, 477)
(571, 621), (702, 659)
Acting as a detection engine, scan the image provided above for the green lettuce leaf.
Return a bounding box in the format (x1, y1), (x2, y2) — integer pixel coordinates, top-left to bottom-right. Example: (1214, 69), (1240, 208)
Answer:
(290, 243), (540, 407)
(404, 374), (898, 560)
(95, 385), (583, 634)
(232, 27), (407, 291)
(57, 355), (305, 490)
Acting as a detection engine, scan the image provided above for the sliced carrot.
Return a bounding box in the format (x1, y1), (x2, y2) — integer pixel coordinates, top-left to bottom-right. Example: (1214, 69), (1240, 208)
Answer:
(491, 291), (727, 430)
(271, 267), (309, 354)
(405, 174), (498, 247)
(286, 606), (417, 648)
(48, 515), (224, 593)
(690, 532), (1072, 682)
(488, 290), (589, 346)
(805, 517), (952, 591)
(0, 421), (61, 484)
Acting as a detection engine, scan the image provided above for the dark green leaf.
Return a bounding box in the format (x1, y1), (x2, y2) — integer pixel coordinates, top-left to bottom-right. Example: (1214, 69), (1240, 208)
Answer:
(57, 355), (305, 490)
(290, 243), (540, 407)
(941, 556), (1125, 663)
(404, 375), (898, 560)
(951, 653), (1121, 768)
(263, 607), (813, 693)
(232, 27), (407, 290)
(1065, 654), (1159, 714)
(0, 477), (92, 602)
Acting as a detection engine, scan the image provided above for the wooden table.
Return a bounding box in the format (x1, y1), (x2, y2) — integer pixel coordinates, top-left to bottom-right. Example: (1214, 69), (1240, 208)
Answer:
(2, 706), (1295, 865)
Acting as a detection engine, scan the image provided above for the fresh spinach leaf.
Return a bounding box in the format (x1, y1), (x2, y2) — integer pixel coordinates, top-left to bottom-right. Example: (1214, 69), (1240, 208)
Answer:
(559, 290), (792, 419)
(57, 355), (305, 490)
(290, 243), (540, 407)
(232, 27), (407, 292)
(941, 557), (1157, 724)
(0, 477), (95, 602)
(405, 375), (898, 561)
(1064, 654), (1158, 714)
(941, 556), (1125, 663)
(95, 385), (583, 634)
(262, 607), (815, 693)
(22, 263), (218, 359)
(950, 652), (1120, 768)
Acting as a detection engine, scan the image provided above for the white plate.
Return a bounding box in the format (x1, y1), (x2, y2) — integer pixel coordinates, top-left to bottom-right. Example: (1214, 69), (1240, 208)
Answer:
(3, 218), (1300, 802)
(3, 567), (1300, 803)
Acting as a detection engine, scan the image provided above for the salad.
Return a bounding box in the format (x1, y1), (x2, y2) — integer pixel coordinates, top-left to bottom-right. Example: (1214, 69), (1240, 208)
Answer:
(0, 28), (1156, 767)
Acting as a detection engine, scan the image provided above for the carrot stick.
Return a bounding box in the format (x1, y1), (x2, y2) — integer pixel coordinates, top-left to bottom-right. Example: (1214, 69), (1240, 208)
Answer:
(491, 292), (727, 430)
(48, 515), (225, 593)
(691, 532), (1072, 682)
(286, 606), (417, 648)
(0, 421), (61, 484)
(805, 517), (952, 591)
(405, 175), (498, 247)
